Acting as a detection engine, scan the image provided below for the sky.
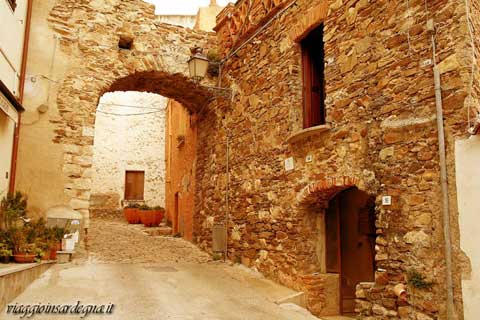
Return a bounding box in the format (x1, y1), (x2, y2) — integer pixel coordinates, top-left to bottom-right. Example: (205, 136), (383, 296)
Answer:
(145, 0), (234, 15)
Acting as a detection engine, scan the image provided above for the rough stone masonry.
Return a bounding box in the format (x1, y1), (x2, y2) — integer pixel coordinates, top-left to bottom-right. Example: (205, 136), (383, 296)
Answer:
(16, 0), (479, 319)
(194, 0), (478, 319)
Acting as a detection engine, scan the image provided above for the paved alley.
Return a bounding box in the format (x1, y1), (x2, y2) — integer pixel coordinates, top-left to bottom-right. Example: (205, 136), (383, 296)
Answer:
(2, 218), (319, 320)
(86, 217), (211, 264)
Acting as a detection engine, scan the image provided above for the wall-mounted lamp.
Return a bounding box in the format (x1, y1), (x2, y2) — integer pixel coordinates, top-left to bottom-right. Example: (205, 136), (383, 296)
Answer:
(188, 47), (210, 83)
(188, 47), (232, 99)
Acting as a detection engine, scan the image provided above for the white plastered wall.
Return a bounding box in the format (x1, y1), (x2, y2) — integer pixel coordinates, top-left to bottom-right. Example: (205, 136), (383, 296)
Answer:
(455, 135), (480, 319)
(91, 91), (167, 209)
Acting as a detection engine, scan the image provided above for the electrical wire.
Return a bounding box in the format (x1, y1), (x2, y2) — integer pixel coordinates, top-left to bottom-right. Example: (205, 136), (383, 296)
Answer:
(96, 109), (164, 116)
(98, 102), (165, 110)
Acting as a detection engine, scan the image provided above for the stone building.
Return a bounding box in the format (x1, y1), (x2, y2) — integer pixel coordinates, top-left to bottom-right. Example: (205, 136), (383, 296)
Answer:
(89, 91), (167, 216)
(0, 0), (30, 199)
(12, 0), (480, 319)
(193, 0), (479, 318)
(165, 99), (197, 241)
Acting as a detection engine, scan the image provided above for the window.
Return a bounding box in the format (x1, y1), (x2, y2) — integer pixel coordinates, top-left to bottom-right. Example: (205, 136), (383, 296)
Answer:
(124, 171), (145, 200)
(7, 0), (16, 11)
(301, 24), (326, 128)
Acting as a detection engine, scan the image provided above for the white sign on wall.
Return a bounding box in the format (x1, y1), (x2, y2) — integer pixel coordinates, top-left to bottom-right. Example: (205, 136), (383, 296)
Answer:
(284, 157), (294, 171)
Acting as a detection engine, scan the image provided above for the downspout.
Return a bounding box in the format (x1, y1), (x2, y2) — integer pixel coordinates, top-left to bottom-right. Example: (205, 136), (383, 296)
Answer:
(9, 0), (33, 193)
(429, 22), (456, 320)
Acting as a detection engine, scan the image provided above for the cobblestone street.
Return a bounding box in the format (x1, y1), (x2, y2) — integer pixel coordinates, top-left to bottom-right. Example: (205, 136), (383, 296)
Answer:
(85, 217), (211, 264)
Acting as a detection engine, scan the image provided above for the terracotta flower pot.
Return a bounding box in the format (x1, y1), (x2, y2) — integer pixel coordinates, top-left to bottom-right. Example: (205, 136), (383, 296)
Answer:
(0, 256), (11, 264)
(151, 210), (164, 226)
(140, 210), (156, 227)
(124, 208), (140, 224)
(55, 242), (62, 251)
(41, 252), (49, 261)
(13, 254), (36, 263)
(50, 247), (58, 260)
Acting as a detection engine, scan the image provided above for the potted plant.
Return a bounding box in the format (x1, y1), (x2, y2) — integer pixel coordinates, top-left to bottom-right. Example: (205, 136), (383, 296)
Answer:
(139, 205), (155, 227)
(151, 206), (165, 227)
(10, 228), (36, 263)
(124, 203), (140, 224)
(0, 242), (12, 263)
(51, 226), (68, 252)
(1, 191), (28, 230)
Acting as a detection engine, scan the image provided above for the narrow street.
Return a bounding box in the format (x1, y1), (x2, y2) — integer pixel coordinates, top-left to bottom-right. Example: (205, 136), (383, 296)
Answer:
(1, 217), (319, 320)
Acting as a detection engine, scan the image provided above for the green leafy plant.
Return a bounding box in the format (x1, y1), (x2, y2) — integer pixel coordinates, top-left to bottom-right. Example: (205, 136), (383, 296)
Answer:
(152, 206), (164, 211)
(207, 50), (221, 76)
(0, 242), (12, 258)
(9, 227), (28, 254)
(51, 226), (68, 243)
(24, 218), (48, 244)
(1, 192), (28, 230)
(125, 203), (140, 209)
(407, 269), (434, 289)
(139, 204), (151, 210)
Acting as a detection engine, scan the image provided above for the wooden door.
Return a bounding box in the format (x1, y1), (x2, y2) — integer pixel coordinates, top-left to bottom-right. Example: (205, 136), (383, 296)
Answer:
(326, 189), (376, 316)
(173, 192), (179, 234)
(339, 189), (376, 315)
(125, 171), (145, 200)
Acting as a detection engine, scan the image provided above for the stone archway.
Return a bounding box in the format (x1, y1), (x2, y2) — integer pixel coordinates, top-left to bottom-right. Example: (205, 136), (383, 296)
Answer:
(41, 0), (218, 226)
(295, 176), (376, 317)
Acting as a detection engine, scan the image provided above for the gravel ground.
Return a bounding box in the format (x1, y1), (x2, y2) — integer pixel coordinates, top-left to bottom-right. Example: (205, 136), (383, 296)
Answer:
(85, 217), (212, 264)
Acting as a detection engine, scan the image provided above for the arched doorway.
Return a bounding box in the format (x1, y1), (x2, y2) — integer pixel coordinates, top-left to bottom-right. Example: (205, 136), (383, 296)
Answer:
(325, 187), (376, 316)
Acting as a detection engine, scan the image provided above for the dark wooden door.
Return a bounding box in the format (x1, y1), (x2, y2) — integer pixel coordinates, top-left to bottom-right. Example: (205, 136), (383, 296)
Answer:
(124, 171), (145, 200)
(326, 189), (376, 316)
(173, 192), (179, 234)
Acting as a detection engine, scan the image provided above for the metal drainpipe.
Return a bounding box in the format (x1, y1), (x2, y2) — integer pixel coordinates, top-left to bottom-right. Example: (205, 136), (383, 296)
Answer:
(430, 29), (456, 319)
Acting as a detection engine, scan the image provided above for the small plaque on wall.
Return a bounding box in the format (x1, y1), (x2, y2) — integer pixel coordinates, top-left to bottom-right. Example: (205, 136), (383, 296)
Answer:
(284, 157), (294, 171)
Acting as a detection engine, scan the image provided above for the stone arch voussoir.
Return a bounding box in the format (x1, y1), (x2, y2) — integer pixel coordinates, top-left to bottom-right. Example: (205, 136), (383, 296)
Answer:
(296, 176), (363, 211)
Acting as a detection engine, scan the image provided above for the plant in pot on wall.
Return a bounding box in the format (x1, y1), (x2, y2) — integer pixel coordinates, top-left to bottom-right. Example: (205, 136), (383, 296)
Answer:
(0, 242), (12, 264)
(10, 227), (36, 263)
(0, 191), (28, 230)
(124, 203), (140, 224)
(51, 226), (68, 253)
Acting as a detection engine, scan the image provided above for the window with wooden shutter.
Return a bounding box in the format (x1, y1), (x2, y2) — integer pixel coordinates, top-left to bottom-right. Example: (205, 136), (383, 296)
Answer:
(124, 171), (145, 200)
(301, 24), (326, 129)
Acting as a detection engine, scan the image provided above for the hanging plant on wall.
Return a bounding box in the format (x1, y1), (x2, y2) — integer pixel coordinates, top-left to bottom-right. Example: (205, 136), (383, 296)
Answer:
(207, 50), (221, 77)
(407, 269), (434, 289)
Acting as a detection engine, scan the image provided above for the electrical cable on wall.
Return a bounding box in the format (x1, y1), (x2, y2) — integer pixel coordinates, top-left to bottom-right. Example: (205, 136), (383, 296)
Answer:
(97, 102), (164, 110)
(96, 109), (163, 116)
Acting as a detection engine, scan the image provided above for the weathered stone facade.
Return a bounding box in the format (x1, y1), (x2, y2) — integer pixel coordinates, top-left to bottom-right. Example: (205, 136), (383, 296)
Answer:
(18, 0), (216, 223)
(16, 0), (479, 318)
(193, 0), (477, 318)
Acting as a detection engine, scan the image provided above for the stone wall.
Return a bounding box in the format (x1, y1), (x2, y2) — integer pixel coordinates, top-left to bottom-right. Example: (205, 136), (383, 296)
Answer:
(194, 0), (474, 318)
(17, 0), (215, 223)
(90, 91), (167, 214)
